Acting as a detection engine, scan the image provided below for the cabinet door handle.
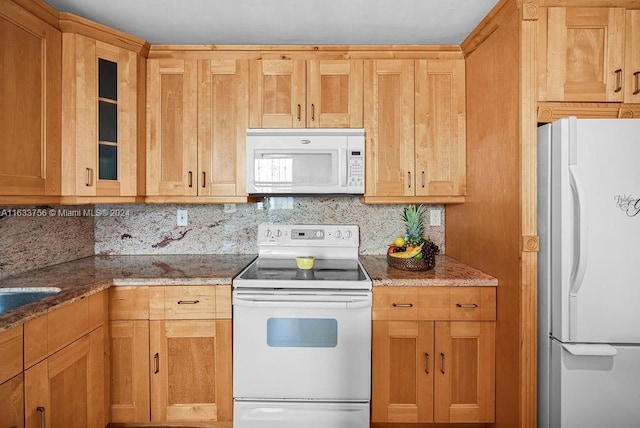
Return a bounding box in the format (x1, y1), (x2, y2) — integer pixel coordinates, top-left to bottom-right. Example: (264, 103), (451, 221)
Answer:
(634, 71), (640, 95)
(85, 168), (93, 187)
(311, 103), (315, 121)
(36, 406), (45, 428)
(408, 171), (412, 189)
(392, 303), (413, 308)
(421, 171), (425, 188)
(614, 69), (623, 93)
(440, 352), (446, 374)
(456, 303), (478, 309)
(154, 352), (159, 374)
(177, 300), (200, 305)
(201, 172), (206, 188)
(188, 171), (193, 188)
(424, 352), (430, 374)
(297, 104), (301, 121)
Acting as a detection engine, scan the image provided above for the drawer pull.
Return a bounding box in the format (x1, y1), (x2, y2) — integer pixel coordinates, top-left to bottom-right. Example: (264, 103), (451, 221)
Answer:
(154, 353), (159, 374)
(614, 69), (623, 93)
(424, 352), (430, 374)
(37, 406), (45, 428)
(456, 303), (478, 309)
(392, 303), (413, 308)
(634, 71), (640, 95)
(178, 300), (200, 304)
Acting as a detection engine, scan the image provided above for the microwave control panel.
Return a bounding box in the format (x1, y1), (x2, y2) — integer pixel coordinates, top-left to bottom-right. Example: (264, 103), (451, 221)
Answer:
(348, 150), (364, 191)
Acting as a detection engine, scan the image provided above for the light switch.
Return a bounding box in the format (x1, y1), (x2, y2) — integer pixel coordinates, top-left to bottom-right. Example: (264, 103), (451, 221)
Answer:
(429, 209), (442, 226)
(177, 209), (188, 226)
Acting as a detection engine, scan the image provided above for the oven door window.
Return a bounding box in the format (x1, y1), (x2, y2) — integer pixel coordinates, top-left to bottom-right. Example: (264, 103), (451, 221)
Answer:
(267, 318), (337, 347)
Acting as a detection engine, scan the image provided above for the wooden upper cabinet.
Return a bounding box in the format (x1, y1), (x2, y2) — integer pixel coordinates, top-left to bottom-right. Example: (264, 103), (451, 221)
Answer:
(61, 33), (139, 200)
(415, 59), (466, 198)
(538, 7), (626, 102)
(249, 59), (363, 128)
(0, 0), (61, 199)
(364, 59), (415, 198)
(198, 59), (249, 197)
(625, 9), (640, 103)
(147, 58), (249, 201)
(147, 58), (198, 197)
(363, 59), (466, 203)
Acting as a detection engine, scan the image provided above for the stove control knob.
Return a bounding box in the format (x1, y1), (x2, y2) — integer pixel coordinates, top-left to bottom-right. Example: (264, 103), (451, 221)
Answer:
(345, 230), (352, 239)
(276, 229), (282, 238)
(316, 230), (324, 239)
(265, 229), (272, 238)
(335, 230), (342, 239)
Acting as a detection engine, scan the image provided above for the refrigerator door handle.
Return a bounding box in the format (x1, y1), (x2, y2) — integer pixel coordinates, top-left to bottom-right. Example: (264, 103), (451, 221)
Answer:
(569, 165), (588, 297)
(560, 343), (618, 357)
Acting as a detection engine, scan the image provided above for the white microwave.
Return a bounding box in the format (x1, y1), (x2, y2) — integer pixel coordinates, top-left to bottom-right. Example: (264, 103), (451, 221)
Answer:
(246, 128), (365, 195)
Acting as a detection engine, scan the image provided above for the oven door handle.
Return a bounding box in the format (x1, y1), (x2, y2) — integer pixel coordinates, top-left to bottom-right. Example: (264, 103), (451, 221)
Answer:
(234, 297), (371, 309)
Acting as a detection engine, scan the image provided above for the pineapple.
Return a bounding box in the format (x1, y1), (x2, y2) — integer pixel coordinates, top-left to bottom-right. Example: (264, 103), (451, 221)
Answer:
(402, 204), (426, 247)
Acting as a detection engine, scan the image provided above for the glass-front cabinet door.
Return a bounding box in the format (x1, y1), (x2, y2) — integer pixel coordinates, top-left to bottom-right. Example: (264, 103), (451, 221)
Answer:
(61, 32), (139, 200)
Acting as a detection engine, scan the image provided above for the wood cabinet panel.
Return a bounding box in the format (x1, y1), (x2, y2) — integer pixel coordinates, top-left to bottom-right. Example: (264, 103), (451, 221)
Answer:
(434, 321), (495, 423)
(539, 7), (625, 102)
(415, 59), (466, 197)
(0, 373), (24, 428)
(364, 59), (415, 198)
(146, 58), (198, 196)
(150, 319), (232, 423)
(198, 59), (249, 197)
(109, 286), (149, 320)
(625, 9), (640, 103)
(0, 0), (61, 198)
(109, 320), (150, 423)
(0, 326), (23, 385)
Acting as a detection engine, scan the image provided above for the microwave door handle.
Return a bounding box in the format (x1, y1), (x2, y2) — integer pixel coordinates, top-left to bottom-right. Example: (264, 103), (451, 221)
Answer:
(340, 149), (347, 187)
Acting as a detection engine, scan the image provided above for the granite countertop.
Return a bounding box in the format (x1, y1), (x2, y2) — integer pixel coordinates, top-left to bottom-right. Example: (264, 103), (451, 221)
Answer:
(0, 254), (257, 332)
(360, 255), (497, 287)
(0, 253), (496, 333)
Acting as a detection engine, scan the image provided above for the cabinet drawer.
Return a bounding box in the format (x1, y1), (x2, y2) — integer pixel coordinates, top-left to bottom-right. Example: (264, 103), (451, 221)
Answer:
(373, 288), (419, 320)
(109, 286), (149, 320)
(150, 286), (218, 320)
(449, 287), (496, 321)
(0, 326), (23, 384)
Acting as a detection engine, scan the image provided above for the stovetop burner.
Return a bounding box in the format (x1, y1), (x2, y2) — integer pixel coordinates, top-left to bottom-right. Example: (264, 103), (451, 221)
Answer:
(239, 258), (367, 282)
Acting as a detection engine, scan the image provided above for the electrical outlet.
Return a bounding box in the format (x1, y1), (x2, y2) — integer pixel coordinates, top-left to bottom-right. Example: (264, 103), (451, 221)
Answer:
(429, 208), (442, 226)
(224, 204), (237, 213)
(177, 209), (188, 226)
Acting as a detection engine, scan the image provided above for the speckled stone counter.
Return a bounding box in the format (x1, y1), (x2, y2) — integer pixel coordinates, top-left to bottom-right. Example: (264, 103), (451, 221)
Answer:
(360, 255), (497, 287)
(0, 254), (256, 332)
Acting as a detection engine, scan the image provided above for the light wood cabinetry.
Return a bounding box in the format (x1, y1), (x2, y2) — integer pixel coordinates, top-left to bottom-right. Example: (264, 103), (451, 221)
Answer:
(0, 0), (61, 202)
(146, 58), (249, 202)
(362, 59), (466, 204)
(249, 59), (363, 128)
(23, 291), (108, 428)
(372, 287), (495, 424)
(538, 7), (640, 105)
(0, 326), (24, 428)
(109, 285), (232, 425)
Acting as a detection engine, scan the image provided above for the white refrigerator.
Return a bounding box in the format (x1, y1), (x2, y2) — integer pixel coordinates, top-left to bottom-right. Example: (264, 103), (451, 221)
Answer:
(538, 117), (640, 428)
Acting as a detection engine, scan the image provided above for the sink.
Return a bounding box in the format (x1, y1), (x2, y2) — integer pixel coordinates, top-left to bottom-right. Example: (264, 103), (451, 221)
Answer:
(0, 287), (61, 314)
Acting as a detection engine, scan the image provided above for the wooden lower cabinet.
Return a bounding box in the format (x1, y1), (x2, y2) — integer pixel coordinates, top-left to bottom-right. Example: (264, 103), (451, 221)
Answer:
(109, 285), (233, 425)
(373, 320), (495, 424)
(0, 373), (24, 428)
(150, 319), (232, 423)
(24, 326), (105, 428)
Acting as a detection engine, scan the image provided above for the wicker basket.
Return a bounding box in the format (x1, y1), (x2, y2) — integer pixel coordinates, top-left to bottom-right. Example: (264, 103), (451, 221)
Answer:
(387, 254), (436, 271)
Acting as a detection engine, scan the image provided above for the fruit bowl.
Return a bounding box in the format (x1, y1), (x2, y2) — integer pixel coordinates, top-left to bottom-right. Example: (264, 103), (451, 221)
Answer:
(387, 254), (436, 271)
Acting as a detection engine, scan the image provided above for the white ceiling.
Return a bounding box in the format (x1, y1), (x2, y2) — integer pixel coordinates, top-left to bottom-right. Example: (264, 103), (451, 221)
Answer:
(44, 0), (499, 45)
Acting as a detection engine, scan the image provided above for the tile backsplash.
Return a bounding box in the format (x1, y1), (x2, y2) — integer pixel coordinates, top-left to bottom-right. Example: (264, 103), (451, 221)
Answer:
(95, 197), (445, 255)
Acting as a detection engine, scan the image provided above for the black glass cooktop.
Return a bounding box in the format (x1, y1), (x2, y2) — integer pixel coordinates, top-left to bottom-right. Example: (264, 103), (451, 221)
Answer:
(238, 258), (367, 282)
